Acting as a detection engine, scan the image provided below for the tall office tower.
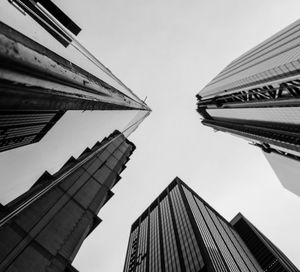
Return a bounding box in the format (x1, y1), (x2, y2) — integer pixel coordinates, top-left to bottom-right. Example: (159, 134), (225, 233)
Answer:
(0, 2), (150, 152)
(0, 110), (65, 152)
(231, 213), (299, 272)
(0, 130), (135, 272)
(196, 19), (300, 196)
(124, 177), (264, 272)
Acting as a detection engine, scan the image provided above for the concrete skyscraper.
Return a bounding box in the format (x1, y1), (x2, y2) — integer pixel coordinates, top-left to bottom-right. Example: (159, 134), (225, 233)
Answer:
(0, 1), (151, 152)
(125, 177), (283, 272)
(0, 130), (135, 272)
(196, 19), (300, 196)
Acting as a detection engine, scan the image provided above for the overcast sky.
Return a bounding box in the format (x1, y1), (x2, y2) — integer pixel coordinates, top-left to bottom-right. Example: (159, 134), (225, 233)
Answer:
(0, 0), (300, 271)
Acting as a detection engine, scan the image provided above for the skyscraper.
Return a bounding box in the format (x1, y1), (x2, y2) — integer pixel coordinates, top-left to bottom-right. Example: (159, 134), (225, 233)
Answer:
(0, 3), (150, 152)
(0, 110), (64, 152)
(231, 213), (299, 272)
(196, 19), (300, 196)
(124, 177), (267, 272)
(0, 130), (135, 272)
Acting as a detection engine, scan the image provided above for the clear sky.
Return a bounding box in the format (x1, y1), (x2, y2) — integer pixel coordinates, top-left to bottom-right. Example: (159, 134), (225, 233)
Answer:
(0, 0), (300, 271)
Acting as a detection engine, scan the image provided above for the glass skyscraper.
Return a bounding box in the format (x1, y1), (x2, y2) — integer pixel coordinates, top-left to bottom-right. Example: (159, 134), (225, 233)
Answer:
(124, 177), (266, 272)
(196, 19), (300, 196)
(0, 3), (150, 152)
(0, 131), (135, 272)
(231, 213), (299, 272)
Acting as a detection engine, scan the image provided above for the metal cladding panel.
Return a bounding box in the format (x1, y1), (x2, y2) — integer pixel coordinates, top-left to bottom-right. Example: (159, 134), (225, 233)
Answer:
(0, 111), (64, 152)
(199, 19), (300, 98)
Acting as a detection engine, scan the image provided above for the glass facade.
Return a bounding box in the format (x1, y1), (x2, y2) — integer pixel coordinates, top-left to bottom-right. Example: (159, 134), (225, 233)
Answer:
(124, 182), (204, 272)
(0, 1), (148, 103)
(207, 107), (300, 125)
(0, 4), (151, 153)
(169, 186), (203, 271)
(196, 19), (300, 196)
(160, 197), (181, 272)
(198, 19), (300, 98)
(149, 206), (161, 272)
(136, 217), (148, 272)
(0, 131), (136, 271)
(0, 111), (64, 152)
(231, 214), (299, 272)
(183, 186), (261, 272)
(196, 19), (300, 185)
(124, 178), (263, 272)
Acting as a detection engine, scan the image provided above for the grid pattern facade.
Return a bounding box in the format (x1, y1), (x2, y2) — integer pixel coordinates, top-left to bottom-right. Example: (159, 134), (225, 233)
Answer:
(124, 180), (204, 272)
(231, 214), (299, 272)
(124, 178), (263, 272)
(149, 206), (161, 272)
(160, 196), (181, 271)
(0, 131), (135, 272)
(182, 184), (262, 272)
(0, 111), (64, 152)
(170, 185), (203, 271)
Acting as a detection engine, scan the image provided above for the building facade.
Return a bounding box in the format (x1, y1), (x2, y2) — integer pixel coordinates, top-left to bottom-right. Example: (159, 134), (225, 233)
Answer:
(231, 213), (299, 272)
(196, 19), (300, 196)
(0, 130), (135, 272)
(123, 177), (264, 272)
(0, 5), (150, 152)
(0, 110), (64, 152)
